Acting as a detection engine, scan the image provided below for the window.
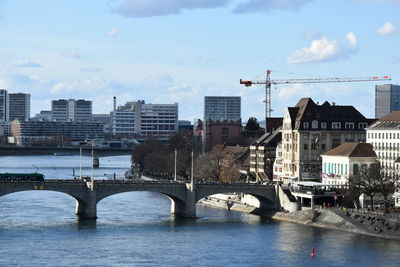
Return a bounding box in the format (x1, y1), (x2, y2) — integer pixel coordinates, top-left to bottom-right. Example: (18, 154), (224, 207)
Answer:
(321, 144), (326, 150)
(303, 122), (309, 129)
(222, 127), (229, 135)
(353, 164), (359, 175)
(321, 122), (327, 129)
(358, 122), (368, 129)
(304, 144), (308, 150)
(332, 122), (341, 129)
(312, 120), (318, 129)
(345, 122), (354, 129)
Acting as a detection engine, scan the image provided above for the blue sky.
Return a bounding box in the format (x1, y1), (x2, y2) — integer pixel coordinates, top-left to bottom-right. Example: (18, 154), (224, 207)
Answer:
(0, 0), (399, 121)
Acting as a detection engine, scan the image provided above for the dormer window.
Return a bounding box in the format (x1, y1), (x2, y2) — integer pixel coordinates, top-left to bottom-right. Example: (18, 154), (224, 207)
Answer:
(303, 122), (309, 129)
(312, 120), (318, 129)
(358, 122), (368, 129)
(321, 122), (327, 129)
(332, 122), (341, 129)
(345, 122), (354, 129)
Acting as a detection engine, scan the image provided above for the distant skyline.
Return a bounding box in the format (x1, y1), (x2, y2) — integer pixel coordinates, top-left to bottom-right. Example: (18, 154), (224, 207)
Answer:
(0, 0), (398, 121)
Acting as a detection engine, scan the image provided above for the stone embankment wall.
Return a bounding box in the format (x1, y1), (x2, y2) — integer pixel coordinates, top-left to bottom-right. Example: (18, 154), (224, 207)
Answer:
(275, 185), (300, 212)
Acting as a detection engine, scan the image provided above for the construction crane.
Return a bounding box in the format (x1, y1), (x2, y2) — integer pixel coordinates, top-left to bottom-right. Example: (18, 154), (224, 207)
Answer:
(240, 70), (391, 119)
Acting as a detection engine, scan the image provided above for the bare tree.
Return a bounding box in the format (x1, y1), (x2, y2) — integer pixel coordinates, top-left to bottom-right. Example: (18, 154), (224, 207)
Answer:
(348, 164), (381, 211)
(376, 170), (397, 213)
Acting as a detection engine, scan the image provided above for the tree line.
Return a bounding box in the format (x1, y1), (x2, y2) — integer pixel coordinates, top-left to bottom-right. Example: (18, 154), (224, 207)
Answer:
(131, 134), (244, 182)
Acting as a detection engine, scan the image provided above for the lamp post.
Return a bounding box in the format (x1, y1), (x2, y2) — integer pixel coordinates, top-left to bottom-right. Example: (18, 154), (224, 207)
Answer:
(174, 149), (177, 182)
(191, 150), (194, 191)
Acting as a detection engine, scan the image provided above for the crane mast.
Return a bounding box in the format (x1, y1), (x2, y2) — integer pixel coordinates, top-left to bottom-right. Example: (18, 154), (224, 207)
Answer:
(240, 70), (391, 119)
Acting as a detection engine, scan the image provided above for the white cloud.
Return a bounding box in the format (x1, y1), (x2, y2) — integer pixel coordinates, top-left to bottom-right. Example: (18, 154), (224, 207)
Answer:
(377, 22), (397, 35)
(80, 67), (102, 72)
(107, 28), (121, 37)
(15, 59), (42, 68)
(112, 0), (229, 17)
(287, 32), (359, 64)
(234, 0), (314, 13)
(61, 51), (81, 59)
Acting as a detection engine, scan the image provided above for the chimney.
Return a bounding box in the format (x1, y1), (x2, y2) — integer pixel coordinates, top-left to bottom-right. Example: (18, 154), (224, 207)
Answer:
(113, 96), (116, 111)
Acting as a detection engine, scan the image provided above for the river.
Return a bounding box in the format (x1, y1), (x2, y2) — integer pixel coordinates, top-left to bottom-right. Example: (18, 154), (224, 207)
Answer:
(0, 155), (399, 266)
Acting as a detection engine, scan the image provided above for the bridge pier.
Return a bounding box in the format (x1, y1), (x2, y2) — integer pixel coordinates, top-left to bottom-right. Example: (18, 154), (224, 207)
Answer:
(75, 183), (97, 219)
(170, 185), (197, 218)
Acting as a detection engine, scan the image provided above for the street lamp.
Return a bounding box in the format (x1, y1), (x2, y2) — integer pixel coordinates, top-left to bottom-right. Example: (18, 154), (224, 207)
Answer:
(174, 149), (177, 182)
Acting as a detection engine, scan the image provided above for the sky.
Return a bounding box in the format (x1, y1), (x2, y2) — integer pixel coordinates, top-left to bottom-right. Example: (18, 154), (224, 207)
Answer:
(0, 0), (399, 122)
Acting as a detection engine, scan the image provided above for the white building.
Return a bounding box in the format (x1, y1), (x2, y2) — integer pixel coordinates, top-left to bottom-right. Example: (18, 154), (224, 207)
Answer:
(272, 142), (284, 182)
(321, 143), (377, 186)
(110, 100), (178, 139)
(366, 111), (400, 207)
(367, 111), (400, 172)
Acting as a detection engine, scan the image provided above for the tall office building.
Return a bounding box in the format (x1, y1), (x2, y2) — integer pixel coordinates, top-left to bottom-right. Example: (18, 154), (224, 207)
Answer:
(0, 89), (8, 122)
(204, 96), (241, 122)
(375, 84), (400, 119)
(8, 93), (30, 121)
(51, 99), (92, 121)
(110, 100), (178, 139)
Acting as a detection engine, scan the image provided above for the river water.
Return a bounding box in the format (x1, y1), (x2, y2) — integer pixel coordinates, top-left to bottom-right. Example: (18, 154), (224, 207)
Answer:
(0, 155), (399, 266)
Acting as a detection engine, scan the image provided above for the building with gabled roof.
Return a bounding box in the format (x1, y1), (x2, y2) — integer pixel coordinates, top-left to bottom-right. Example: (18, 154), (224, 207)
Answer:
(281, 97), (371, 184)
(321, 143), (377, 185)
(249, 127), (281, 181)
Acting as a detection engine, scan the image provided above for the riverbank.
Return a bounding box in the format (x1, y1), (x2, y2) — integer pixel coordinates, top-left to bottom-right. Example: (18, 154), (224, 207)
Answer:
(200, 195), (400, 240)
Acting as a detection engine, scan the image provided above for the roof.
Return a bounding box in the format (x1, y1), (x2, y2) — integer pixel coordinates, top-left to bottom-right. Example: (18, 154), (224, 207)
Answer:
(368, 111), (400, 129)
(323, 143), (377, 157)
(286, 97), (368, 130)
(251, 127), (282, 147)
(221, 146), (249, 164)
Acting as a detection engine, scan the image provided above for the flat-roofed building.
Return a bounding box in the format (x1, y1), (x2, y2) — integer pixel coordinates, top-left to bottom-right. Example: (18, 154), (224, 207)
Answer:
(8, 93), (30, 121)
(110, 100), (178, 139)
(375, 84), (400, 119)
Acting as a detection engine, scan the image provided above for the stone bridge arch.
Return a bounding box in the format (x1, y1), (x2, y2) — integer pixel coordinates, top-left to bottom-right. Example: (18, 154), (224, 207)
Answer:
(194, 184), (277, 211)
(0, 181), (90, 217)
(95, 182), (189, 218)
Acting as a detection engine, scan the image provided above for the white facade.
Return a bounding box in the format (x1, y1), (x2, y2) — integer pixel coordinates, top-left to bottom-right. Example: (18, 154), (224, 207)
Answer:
(272, 142), (284, 182)
(321, 155), (377, 185)
(111, 100), (178, 139)
(367, 129), (400, 172)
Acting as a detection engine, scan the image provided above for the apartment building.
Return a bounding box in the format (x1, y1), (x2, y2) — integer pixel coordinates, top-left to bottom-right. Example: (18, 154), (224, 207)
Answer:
(249, 127), (281, 181)
(281, 98), (370, 183)
(110, 100), (178, 139)
(0, 89), (8, 122)
(8, 93), (30, 121)
(51, 99), (92, 121)
(366, 111), (400, 172)
(204, 96), (241, 122)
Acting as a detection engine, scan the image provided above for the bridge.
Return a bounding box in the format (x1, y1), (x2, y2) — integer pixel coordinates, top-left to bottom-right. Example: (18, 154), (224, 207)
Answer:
(0, 180), (276, 218)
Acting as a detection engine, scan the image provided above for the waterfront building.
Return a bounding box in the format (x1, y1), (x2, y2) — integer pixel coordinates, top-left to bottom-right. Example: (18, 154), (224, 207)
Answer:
(110, 100), (178, 139)
(249, 127), (282, 181)
(51, 99), (92, 121)
(11, 120), (104, 146)
(8, 93), (30, 121)
(204, 96), (241, 122)
(272, 142), (283, 182)
(366, 111), (400, 172)
(0, 89), (8, 122)
(375, 84), (400, 119)
(321, 143), (377, 186)
(281, 98), (370, 184)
